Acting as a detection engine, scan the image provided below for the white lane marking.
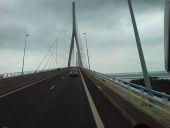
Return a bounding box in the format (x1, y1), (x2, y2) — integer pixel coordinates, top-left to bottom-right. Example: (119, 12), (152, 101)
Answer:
(97, 85), (102, 91)
(50, 85), (56, 90)
(79, 71), (105, 128)
(0, 70), (68, 98)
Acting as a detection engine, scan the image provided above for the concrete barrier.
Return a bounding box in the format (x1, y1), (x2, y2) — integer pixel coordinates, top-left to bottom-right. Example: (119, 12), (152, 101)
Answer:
(83, 69), (170, 128)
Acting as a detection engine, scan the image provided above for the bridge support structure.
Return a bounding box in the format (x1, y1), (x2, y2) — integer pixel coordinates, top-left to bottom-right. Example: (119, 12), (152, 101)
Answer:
(127, 0), (152, 91)
(68, 2), (83, 67)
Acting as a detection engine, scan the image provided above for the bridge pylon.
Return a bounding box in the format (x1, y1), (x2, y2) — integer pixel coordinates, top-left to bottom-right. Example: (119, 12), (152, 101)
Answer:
(68, 2), (83, 67)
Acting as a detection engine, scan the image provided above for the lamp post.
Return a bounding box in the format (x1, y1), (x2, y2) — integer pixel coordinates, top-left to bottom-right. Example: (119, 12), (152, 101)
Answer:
(22, 34), (29, 75)
(83, 33), (90, 70)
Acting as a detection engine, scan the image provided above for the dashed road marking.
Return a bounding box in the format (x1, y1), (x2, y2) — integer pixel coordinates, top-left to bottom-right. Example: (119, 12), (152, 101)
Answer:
(50, 85), (56, 90)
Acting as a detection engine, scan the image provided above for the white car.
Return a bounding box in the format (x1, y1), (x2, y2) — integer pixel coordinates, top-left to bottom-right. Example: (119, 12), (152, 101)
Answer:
(69, 68), (78, 77)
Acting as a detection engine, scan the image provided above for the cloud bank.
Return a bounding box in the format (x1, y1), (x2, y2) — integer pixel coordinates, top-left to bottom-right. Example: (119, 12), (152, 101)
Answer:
(0, 0), (165, 73)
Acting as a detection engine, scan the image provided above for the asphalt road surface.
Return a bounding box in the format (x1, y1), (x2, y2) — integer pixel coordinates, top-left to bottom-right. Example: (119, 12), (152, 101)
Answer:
(0, 69), (131, 128)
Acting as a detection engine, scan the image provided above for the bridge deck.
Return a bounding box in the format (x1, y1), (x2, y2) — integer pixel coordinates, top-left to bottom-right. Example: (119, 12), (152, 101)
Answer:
(0, 69), (131, 128)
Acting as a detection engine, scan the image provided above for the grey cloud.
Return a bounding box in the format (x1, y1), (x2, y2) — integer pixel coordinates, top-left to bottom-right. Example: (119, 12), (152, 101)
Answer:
(0, 0), (163, 49)
(0, 0), (165, 73)
(0, 22), (27, 49)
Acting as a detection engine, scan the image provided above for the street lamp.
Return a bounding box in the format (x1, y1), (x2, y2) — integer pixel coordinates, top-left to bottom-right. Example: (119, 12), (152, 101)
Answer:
(83, 33), (90, 70)
(22, 34), (29, 75)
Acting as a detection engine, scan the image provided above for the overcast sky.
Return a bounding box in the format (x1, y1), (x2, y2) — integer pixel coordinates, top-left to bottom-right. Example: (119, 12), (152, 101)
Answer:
(0, 0), (165, 73)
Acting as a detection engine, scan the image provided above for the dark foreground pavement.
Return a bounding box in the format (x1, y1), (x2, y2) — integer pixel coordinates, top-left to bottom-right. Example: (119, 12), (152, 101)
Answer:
(0, 69), (131, 128)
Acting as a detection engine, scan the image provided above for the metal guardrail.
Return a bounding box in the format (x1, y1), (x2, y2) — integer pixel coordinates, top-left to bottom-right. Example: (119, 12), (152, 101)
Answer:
(0, 71), (34, 79)
(0, 68), (64, 80)
(0, 72), (23, 79)
(0, 71), (38, 80)
(95, 72), (170, 101)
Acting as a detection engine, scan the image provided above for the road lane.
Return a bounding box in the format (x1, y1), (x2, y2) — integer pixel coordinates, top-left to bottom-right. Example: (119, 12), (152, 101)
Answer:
(81, 71), (132, 128)
(0, 68), (68, 96)
(0, 70), (97, 128)
(0, 68), (133, 128)
(80, 71), (105, 128)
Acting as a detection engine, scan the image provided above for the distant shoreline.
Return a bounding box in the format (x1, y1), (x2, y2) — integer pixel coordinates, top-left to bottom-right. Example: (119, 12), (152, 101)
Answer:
(107, 71), (170, 95)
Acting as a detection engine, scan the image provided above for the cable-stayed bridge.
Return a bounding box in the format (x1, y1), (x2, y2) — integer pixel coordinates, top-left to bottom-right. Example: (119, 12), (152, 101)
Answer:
(0, 1), (170, 128)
